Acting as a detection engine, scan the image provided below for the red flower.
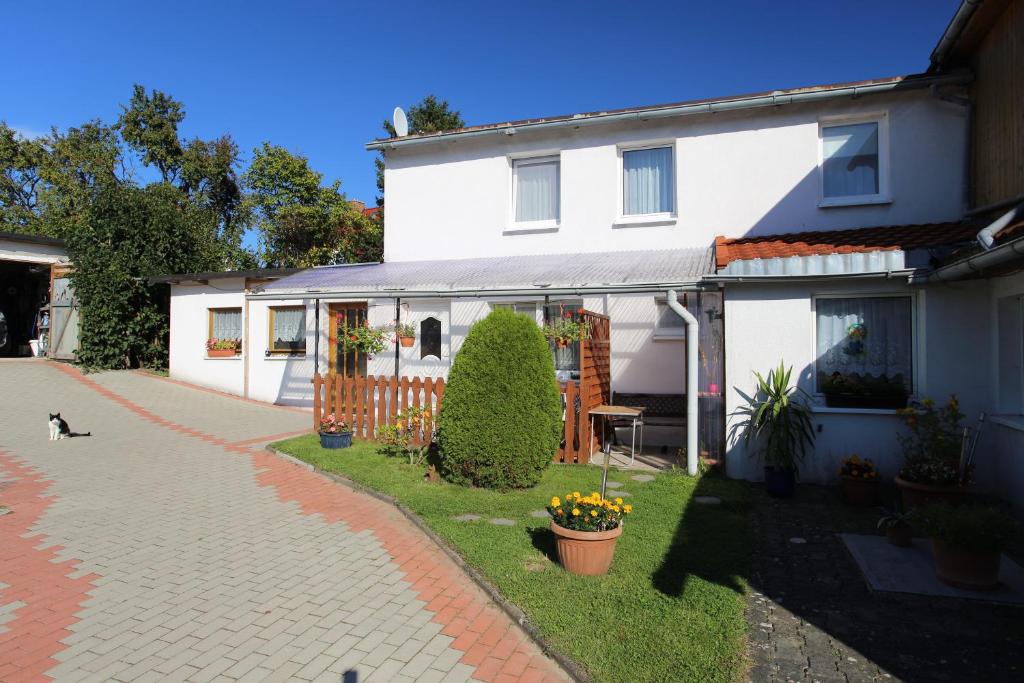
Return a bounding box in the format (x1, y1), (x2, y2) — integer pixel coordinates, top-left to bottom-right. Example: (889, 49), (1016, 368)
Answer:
(349, 335), (357, 341)
(563, 312), (571, 318)
(577, 308), (585, 315)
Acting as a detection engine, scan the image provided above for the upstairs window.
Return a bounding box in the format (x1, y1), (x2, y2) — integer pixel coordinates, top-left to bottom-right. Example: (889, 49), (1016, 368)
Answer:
(513, 156), (560, 224)
(820, 116), (888, 205)
(622, 146), (674, 216)
(268, 306), (306, 355)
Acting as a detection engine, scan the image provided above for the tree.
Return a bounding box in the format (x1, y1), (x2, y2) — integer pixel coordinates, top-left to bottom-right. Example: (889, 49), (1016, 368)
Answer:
(245, 143), (381, 267)
(66, 183), (223, 369)
(438, 308), (561, 489)
(375, 95), (464, 205)
(179, 135), (249, 265)
(118, 84), (184, 183)
(0, 123), (45, 233)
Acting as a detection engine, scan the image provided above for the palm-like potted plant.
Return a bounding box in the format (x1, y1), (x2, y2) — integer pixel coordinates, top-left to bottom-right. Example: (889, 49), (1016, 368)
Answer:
(918, 504), (1016, 590)
(735, 362), (815, 498)
(877, 506), (915, 547)
(546, 492), (632, 576)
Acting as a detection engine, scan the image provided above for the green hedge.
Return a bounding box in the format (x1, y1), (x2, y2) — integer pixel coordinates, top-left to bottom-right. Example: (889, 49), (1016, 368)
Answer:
(438, 308), (561, 489)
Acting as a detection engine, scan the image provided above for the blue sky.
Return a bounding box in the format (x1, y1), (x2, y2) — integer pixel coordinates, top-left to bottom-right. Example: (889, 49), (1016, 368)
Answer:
(3, 0), (958, 213)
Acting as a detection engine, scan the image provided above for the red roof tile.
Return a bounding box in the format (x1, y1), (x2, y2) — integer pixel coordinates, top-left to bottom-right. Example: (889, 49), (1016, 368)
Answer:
(362, 206), (381, 218)
(714, 222), (979, 269)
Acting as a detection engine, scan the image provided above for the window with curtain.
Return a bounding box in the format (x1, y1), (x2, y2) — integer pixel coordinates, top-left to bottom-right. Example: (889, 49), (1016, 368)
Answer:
(822, 122), (880, 199)
(269, 306), (306, 353)
(209, 308), (242, 342)
(815, 296), (912, 392)
(622, 146), (673, 215)
(513, 157), (559, 223)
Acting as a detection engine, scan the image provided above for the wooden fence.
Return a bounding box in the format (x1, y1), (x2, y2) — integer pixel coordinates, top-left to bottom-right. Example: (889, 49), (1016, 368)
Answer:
(312, 374), (445, 445)
(311, 309), (611, 462)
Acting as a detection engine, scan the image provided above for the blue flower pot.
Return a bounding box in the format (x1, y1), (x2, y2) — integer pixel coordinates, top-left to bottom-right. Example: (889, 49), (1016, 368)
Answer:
(319, 431), (353, 449)
(764, 466), (796, 498)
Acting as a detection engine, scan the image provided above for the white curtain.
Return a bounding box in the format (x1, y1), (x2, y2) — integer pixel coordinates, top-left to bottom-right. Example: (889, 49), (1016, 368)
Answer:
(822, 122), (879, 198)
(623, 147), (673, 215)
(273, 308), (305, 344)
(816, 297), (912, 388)
(515, 159), (559, 222)
(211, 309), (241, 340)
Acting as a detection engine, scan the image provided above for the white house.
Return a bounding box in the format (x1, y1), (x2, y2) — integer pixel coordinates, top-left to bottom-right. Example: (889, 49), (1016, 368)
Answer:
(163, 1), (1024, 505)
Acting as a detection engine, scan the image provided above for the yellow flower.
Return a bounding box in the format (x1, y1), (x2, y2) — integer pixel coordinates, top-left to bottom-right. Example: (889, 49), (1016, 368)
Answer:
(590, 509), (598, 517)
(615, 497), (623, 505)
(572, 508), (581, 516)
(611, 505), (620, 513)
(550, 496), (561, 507)
(623, 504), (633, 514)
(572, 491), (580, 499)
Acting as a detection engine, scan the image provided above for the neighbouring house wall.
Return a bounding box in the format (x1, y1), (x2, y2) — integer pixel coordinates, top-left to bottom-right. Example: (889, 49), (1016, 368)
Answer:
(383, 90), (966, 263)
(168, 281), (246, 396)
(724, 278), (992, 484)
(987, 270), (1024, 510)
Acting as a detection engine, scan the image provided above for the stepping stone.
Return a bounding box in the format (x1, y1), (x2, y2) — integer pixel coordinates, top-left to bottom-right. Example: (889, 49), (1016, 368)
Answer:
(605, 481), (623, 489)
(693, 496), (722, 505)
(452, 514), (481, 522)
(611, 491), (632, 498)
(789, 537), (807, 544)
(489, 518), (516, 526)
(529, 510), (550, 518)
(631, 474), (655, 482)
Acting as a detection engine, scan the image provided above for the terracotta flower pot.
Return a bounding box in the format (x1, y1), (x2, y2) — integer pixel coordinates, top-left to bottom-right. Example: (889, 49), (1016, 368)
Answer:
(886, 522), (913, 548)
(554, 339), (569, 349)
(207, 348), (238, 358)
(895, 475), (966, 511)
(551, 521), (622, 576)
(931, 539), (1001, 591)
(840, 476), (879, 506)
(399, 335), (415, 348)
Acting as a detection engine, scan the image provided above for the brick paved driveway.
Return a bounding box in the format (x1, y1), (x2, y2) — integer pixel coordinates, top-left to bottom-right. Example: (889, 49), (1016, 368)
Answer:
(0, 360), (567, 683)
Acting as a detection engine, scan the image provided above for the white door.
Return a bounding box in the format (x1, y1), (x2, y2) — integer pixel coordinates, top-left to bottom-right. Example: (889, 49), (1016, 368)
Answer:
(400, 300), (450, 379)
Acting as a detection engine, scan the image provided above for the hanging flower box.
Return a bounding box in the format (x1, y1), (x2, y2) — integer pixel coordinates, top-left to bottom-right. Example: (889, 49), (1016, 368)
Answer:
(542, 309), (590, 348)
(206, 338), (240, 357)
(394, 321), (415, 348)
(340, 319), (389, 355)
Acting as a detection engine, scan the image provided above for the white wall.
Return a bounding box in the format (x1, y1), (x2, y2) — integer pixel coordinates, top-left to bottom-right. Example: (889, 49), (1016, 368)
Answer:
(0, 238), (68, 265)
(724, 277), (992, 484)
(168, 281), (247, 396)
(383, 90), (966, 262)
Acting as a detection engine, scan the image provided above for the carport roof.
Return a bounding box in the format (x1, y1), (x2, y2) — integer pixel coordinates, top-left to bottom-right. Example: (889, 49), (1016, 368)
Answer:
(253, 248), (713, 297)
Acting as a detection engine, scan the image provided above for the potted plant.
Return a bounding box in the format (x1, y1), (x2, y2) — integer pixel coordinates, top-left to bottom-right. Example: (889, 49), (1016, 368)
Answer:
(918, 504), (1017, 590)
(377, 406), (433, 466)
(542, 311), (589, 349)
(734, 362), (815, 498)
(206, 338), (240, 358)
(838, 454), (881, 506)
(319, 413), (353, 449)
(820, 371), (908, 410)
(340, 320), (390, 356)
(546, 491), (632, 576)
(895, 396), (969, 509)
(394, 321), (416, 348)
(877, 507), (915, 547)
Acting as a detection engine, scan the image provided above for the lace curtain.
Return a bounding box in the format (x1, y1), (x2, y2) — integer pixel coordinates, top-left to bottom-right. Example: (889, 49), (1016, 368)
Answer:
(211, 309), (241, 340)
(816, 297), (912, 388)
(273, 308), (305, 345)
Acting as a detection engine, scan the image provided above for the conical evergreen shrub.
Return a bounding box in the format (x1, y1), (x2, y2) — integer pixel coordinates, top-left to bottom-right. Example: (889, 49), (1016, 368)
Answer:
(438, 308), (561, 489)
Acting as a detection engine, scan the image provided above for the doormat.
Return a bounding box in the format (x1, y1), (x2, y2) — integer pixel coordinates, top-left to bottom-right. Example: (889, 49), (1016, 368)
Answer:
(840, 533), (1024, 605)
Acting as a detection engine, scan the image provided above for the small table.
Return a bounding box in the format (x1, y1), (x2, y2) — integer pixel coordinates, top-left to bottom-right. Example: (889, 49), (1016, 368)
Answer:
(589, 404), (644, 499)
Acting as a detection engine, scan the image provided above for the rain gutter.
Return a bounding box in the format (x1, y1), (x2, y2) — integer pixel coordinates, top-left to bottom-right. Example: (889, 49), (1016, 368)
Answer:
(247, 282), (708, 301)
(705, 269), (922, 285)
(929, 0), (984, 69)
(929, 234), (1024, 282)
(366, 74), (971, 151)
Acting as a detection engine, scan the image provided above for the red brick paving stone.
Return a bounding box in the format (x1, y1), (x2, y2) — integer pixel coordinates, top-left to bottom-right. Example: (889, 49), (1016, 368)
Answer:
(0, 450), (99, 683)
(54, 362), (571, 682)
(519, 668), (546, 683)
(475, 656), (507, 682)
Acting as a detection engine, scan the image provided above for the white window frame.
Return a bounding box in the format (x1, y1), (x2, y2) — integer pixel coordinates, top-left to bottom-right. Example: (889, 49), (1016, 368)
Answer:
(615, 141), (678, 227)
(818, 112), (891, 208)
(653, 297), (685, 340)
(490, 300), (542, 324)
(810, 292), (921, 401)
(507, 153), (561, 233)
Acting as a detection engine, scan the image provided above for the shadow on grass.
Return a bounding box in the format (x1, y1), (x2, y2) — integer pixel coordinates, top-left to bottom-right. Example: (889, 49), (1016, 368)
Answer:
(527, 526), (559, 563)
(652, 475), (749, 597)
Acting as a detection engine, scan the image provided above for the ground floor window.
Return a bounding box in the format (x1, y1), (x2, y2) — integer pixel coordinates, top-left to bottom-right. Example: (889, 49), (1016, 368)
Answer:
(492, 302), (538, 318)
(207, 308), (242, 355)
(815, 295), (913, 407)
(268, 306), (306, 355)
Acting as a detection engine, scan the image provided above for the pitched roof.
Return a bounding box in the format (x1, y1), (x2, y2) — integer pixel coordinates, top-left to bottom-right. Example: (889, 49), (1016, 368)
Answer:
(714, 222), (980, 269)
(256, 248), (713, 296)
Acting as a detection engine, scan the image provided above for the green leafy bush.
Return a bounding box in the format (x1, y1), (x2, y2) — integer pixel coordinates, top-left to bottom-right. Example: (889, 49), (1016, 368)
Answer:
(918, 504), (1017, 553)
(438, 308), (561, 489)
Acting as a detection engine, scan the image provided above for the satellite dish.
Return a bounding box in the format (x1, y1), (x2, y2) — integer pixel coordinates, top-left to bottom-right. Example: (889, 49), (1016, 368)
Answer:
(393, 107), (409, 137)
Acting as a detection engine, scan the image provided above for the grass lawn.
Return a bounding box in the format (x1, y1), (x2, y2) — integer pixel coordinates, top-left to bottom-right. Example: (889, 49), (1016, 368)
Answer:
(273, 434), (752, 683)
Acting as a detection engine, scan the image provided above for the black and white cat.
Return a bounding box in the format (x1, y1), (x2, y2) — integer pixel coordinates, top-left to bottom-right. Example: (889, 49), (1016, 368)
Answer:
(48, 413), (91, 440)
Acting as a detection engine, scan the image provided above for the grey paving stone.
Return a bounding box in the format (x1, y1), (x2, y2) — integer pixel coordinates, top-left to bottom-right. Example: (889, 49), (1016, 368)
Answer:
(605, 481), (623, 488)
(529, 510), (550, 518)
(630, 474), (655, 482)
(693, 495), (721, 505)
(451, 514), (481, 522)
(488, 518), (516, 526)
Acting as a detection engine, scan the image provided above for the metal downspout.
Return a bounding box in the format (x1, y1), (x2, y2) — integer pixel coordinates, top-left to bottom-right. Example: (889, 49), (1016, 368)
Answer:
(666, 290), (699, 476)
(314, 299), (321, 376)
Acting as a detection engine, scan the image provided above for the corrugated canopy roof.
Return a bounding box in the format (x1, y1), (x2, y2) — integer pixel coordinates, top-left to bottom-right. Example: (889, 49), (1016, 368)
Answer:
(255, 248), (713, 296)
